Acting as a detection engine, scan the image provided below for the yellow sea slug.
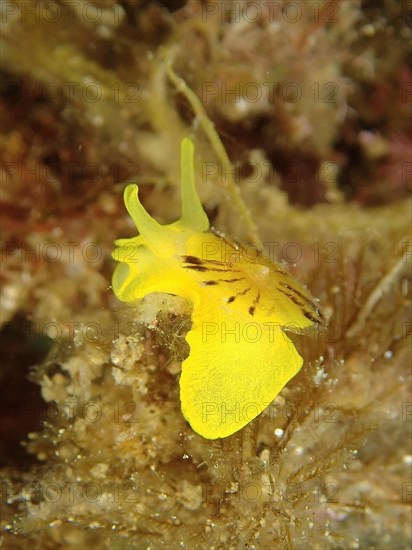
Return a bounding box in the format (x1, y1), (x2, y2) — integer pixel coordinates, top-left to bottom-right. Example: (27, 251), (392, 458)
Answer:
(112, 138), (324, 439)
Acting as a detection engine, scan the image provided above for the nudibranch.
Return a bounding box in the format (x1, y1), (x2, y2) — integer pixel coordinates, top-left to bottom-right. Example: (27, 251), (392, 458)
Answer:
(112, 138), (323, 439)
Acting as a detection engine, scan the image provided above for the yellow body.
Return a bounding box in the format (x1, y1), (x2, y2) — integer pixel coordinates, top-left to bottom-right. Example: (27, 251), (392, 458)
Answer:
(112, 139), (323, 439)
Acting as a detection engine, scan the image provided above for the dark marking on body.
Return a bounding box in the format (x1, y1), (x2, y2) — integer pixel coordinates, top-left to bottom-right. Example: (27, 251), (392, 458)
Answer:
(182, 255), (203, 265)
(227, 286), (251, 304)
